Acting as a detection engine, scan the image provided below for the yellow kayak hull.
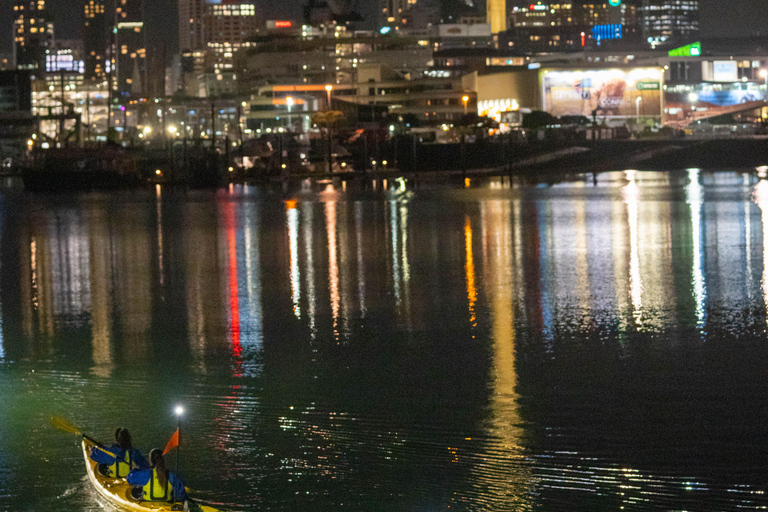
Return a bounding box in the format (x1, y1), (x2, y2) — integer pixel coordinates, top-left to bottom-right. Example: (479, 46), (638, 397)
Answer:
(81, 438), (175, 511)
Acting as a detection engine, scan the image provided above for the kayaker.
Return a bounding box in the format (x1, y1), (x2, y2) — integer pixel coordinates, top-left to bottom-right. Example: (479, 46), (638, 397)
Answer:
(89, 427), (149, 478)
(127, 448), (187, 504)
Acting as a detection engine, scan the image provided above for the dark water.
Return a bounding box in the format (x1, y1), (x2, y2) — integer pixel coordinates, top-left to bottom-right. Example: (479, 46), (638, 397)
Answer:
(1, 170), (768, 511)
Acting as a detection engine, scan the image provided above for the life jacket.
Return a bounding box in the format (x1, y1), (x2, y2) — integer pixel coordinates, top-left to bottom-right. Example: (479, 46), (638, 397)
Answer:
(142, 468), (172, 502)
(108, 449), (131, 478)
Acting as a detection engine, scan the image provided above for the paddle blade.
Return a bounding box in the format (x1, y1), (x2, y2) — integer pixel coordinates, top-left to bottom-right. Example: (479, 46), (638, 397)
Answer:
(198, 506), (222, 512)
(51, 416), (82, 435)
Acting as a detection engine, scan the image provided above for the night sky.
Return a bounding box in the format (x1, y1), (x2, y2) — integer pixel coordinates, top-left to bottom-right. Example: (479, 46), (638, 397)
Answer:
(0, 0), (767, 54)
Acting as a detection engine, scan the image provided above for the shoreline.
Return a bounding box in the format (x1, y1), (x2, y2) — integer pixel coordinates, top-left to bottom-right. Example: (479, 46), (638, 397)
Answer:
(11, 136), (768, 191)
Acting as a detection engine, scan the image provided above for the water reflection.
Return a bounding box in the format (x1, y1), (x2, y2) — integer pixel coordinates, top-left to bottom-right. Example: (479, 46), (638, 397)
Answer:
(623, 170), (643, 327)
(2, 171), (768, 510)
(286, 200), (300, 318)
(753, 178), (768, 314)
(686, 169), (706, 329)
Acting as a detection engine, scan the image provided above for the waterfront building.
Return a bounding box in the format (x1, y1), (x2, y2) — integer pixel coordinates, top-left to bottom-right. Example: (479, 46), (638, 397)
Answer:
(13, 0), (54, 73)
(244, 61), (473, 130)
(642, 0), (699, 47)
(32, 74), (109, 142)
(467, 40), (768, 127)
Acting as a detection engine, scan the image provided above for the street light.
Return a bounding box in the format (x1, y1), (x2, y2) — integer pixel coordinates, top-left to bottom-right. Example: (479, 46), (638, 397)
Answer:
(462, 95), (469, 115)
(688, 92), (699, 122)
(167, 125), (178, 136)
(286, 96), (294, 130)
(635, 96), (642, 118)
(325, 85), (333, 110)
(761, 69), (768, 89)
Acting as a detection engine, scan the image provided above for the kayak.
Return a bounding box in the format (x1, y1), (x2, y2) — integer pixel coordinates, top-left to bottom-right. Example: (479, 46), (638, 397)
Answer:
(81, 438), (179, 511)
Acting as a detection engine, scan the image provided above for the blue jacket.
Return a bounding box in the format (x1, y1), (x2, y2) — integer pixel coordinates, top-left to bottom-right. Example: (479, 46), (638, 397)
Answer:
(126, 468), (187, 502)
(89, 444), (149, 470)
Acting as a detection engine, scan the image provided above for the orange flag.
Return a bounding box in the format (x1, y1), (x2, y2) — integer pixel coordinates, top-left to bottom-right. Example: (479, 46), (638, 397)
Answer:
(162, 427), (180, 455)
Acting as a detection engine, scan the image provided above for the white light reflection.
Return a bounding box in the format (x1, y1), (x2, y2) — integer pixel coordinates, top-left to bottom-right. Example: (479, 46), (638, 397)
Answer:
(623, 170), (643, 327)
(242, 197), (263, 358)
(744, 175), (753, 303)
(389, 197), (412, 318)
(354, 202), (367, 317)
(286, 200), (301, 318)
(752, 178), (768, 316)
(302, 205), (317, 340)
(390, 200), (401, 307)
(399, 202), (411, 318)
(686, 169), (706, 328)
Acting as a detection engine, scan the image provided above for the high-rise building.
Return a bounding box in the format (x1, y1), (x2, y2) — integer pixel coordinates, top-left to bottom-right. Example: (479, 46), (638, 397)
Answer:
(205, 1), (258, 72)
(114, 0), (146, 98)
(381, 0), (410, 31)
(506, 1), (641, 51)
(13, 0), (54, 73)
(179, 0), (208, 52)
(487, 0), (507, 34)
(84, 0), (108, 80)
(642, 0), (699, 46)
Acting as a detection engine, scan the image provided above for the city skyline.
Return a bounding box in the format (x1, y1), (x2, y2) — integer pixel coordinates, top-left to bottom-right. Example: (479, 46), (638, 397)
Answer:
(2, 0), (768, 56)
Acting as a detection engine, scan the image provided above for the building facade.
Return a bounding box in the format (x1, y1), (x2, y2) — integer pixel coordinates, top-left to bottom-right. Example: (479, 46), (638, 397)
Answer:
(179, 0), (208, 52)
(84, 0), (108, 80)
(205, 0), (258, 72)
(13, 0), (54, 73)
(642, 0), (699, 47)
(506, 1), (642, 52)
(114, 0), (146, 98)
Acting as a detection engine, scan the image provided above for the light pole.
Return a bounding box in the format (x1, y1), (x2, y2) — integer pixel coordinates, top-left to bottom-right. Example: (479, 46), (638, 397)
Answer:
(286, 96), (294, 131)
(635, 96), (642, 119)
(462, 95), (469, 115)
(325, 85), (333, 110)
(688, 92), (698, 122)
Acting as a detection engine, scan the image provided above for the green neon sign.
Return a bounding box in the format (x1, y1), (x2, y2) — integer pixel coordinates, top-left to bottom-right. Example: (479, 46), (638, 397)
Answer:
(668, 42), (701, 57)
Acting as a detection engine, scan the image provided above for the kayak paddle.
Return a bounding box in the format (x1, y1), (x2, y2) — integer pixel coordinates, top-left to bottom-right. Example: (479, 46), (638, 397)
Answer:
(50, 415), (117, 458)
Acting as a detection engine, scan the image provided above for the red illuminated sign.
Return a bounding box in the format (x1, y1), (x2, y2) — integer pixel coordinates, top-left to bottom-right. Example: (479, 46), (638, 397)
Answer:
(274, 20), (292, 28)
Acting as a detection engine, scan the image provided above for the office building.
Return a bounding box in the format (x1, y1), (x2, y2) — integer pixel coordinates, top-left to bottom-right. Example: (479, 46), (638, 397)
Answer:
(13, 0), (54, 73)
(487, 0), (507, 34)
(179, 0), (208, 52)
(114, 0), (146, 98)
(84, 0), (108, 80)
(205, 0), (258, 72)
(506, 1), (641, 51)
(642, 0), (699, 47)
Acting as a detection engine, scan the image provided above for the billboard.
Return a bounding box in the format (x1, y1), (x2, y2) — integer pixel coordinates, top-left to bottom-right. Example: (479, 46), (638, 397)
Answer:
(712, 61), (738, 82)
(542, 68), (663, 118)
